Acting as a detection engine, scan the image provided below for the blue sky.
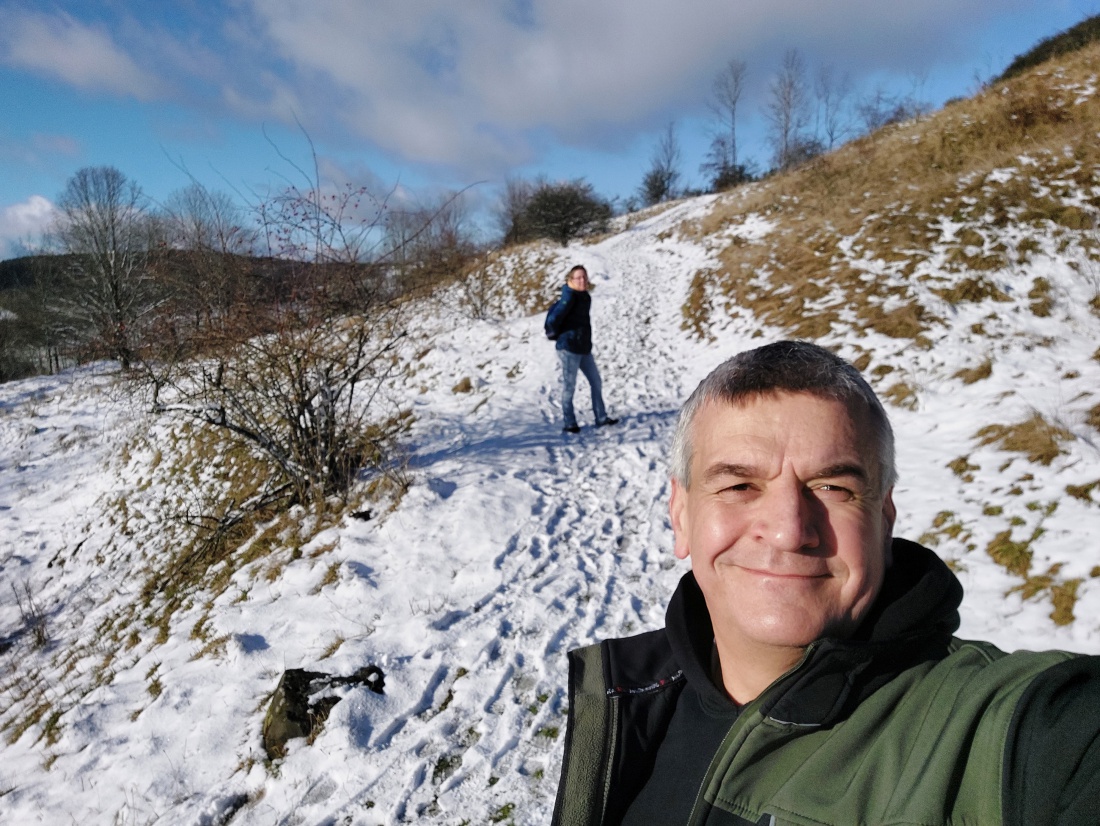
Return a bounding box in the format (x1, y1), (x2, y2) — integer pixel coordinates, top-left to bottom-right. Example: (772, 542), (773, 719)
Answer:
(0, 0), (1096, 258)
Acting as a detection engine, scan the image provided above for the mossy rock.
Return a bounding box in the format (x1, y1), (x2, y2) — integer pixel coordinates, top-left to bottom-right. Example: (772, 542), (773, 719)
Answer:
(262, 665), (385, 759)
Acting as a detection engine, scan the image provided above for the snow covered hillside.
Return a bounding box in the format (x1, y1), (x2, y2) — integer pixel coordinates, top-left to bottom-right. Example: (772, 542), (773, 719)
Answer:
(4, 55), (1100, 826)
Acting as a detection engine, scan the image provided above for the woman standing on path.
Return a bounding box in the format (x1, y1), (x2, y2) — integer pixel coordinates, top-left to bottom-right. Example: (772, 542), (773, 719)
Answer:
(545, 264), (618, 433)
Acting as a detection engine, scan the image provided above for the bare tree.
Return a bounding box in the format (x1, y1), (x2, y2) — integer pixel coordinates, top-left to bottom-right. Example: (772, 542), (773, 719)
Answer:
(384, 190), (476, 295)
(905, 69), (932, 122)
(164, 182), (253, 257)
(815, 65), (853, 149)
(765, 49), (812, 171)
(496, 176), (536, 246)
(49, 166), (159, 369)
(158, 183), (257, 329)
(708, 59), (748, 173)
(639, 121), (682, 206)
(856, 85), (913, 133)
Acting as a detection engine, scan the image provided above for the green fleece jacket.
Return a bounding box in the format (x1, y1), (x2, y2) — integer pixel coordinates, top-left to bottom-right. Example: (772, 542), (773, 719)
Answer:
(552, 540), (1100, 825)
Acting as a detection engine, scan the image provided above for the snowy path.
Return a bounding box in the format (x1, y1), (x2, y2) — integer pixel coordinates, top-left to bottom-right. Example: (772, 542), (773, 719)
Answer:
(239, 202), (739, 824)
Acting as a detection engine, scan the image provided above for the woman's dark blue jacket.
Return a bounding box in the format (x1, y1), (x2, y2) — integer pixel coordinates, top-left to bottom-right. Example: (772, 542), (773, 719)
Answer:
(546, 285), (592, 354)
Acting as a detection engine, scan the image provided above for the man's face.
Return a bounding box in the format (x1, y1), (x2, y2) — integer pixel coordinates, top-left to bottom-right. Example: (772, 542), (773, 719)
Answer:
(568, 269), (589, 291)
(669, 392), (895, 656)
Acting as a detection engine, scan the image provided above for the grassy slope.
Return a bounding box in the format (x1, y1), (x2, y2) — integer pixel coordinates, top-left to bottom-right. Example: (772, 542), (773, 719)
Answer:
(675, 42), (1100, 623)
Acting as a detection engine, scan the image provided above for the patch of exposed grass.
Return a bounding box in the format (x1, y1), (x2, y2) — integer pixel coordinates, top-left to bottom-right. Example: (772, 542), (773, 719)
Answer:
(1016, 237), (1041, 262)
(190, 608), (213, 643)
(1066, 480), (1099, 502)
(1028, 276), (1054, 317)
(976, 413), (1074, 465)
(947, 455), (980, 481)
(954, 359), (993, 384)
(1086, 402), (1100, 432)
(191, 634), (230, 661)
(311, 561), (341, 595)
(147, 676), (163, 701)
(882, 381), (918, 410)
(918, 510), (970, 548)
(42, 709), (62, 747)
(1009, 564), (1082, 626)
(934, 276), (1011, 303)
(987, 529), (1034, 577)
(1050, 579), (1082, 625)
(861, 301), (930, 339)
(319, 636), (345, 661)
(5, 700), (52, 746)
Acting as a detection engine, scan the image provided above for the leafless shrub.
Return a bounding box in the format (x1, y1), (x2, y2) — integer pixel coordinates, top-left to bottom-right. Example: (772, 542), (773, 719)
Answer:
(12, 582), (49, 649)
(130, 138), (451, 607)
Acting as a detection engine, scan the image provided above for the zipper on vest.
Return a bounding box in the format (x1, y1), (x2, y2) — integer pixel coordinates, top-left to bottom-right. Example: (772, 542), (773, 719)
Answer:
(600, 693), (620, 822)
(684, 643), (819, 825)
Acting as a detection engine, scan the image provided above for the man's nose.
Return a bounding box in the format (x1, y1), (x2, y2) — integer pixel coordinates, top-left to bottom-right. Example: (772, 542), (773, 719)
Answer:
(755, 483), (820, 552)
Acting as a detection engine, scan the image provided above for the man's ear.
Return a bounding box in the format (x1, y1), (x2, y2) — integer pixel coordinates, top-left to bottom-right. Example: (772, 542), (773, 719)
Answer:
(882, 487), (897, 566)
(669, 477), (691, 560)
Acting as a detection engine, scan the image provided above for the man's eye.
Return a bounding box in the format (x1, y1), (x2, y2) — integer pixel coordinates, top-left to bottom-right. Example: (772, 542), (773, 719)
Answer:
(720, 482), (755, 495)
(815, 484), (854, 501)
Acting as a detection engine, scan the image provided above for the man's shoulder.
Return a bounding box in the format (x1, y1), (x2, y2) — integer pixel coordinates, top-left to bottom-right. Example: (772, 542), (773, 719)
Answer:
(945, 637), (1083, 669)
(927, 637), (1085, 692)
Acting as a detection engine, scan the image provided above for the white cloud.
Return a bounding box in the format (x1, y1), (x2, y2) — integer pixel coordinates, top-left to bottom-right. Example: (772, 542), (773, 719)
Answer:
(0, 9), (161, 99)
(225, 0), (1040, 171)
(0, 0), (1058, 186)
(0, 195), (56, 259)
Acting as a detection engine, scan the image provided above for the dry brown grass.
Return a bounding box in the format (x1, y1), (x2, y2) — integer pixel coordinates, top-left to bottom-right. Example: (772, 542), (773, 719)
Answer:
(882, 381), (919, 410)
(464, 244), (566, 319)
(1008, 563), (1083, 626)
(681, 270), (714, 339)
(1028, 276), (1054, 316)
(1066, 479), (1100, 502)
(987, 529), (1034, 577)
(918, 510), (971, 549)
(1050, 579), (1082, 625)
(1086, 401), (1100, 431)
(947, 455), (980, 481)
(953, 359), (993, 384)
(934, 277), (1010, 303)
(676, 42), (1100, 341)
(976, 412), (1074, 465)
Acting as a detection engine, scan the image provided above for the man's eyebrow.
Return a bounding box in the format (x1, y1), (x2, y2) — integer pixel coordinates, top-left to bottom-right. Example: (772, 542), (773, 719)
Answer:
(702, 462), (758, 483)
(813, 463), (869, 482)
(702, 462), (870, 484)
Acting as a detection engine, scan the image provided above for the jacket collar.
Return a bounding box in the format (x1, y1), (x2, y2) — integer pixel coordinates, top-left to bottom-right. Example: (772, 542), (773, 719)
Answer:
(666, 538), (963, 725)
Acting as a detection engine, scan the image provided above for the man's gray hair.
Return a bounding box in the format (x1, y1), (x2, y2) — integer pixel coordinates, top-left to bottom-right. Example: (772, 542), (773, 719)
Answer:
(669, 340), (897, 494)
